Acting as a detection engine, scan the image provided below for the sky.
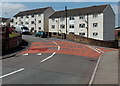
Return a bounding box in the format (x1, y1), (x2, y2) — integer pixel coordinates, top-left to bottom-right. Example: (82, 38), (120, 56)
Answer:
(0, 1), (119, 26)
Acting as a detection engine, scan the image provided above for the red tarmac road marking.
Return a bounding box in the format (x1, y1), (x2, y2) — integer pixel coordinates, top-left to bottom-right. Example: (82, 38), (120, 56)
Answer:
(20, 40), (116, 58)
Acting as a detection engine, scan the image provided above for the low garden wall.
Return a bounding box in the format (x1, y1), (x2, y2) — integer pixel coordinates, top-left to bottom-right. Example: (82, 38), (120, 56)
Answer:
(51, 33), (118, 48)
(2, 35), (22, 52)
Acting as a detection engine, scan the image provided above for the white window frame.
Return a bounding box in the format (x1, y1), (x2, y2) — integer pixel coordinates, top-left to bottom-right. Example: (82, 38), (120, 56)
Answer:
(31, 15), (34, 17)
(31, 21), (34, 24)
(79, 15), (85, 19)
(60, 24), (65, 29)
(51, 18), (55, 21)
(38, 20), (41, 23)
(26, 22), (29, 24)
(93, 14), (98, 18)
(26, 16), (29, 18)
(52, 25), (55, 29)
(39, 27), (41, 30)
(79, 33), (85, 36)
(60, 17), (65, 21)
(69, 16), (74, 20)
(69, 24), (74, 28)
(93, 23), (98, 27)
(79, 23), (85, 28)
(93, 32), (98, 37)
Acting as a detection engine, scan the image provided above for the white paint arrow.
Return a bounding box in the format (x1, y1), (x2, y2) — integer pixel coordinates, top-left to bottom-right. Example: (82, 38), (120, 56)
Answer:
(22, 53), (29, 56)
(37, 53), (41, 56)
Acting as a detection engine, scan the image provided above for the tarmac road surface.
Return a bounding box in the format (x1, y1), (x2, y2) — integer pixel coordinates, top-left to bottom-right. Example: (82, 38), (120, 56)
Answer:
(2, 35), (115, 84)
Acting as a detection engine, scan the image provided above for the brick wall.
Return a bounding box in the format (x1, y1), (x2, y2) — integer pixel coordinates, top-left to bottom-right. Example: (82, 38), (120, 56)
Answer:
(2, 35), (22, 52)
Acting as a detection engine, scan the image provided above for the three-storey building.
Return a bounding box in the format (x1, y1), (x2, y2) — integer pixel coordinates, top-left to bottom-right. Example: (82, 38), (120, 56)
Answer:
(49, 5), (115, 40)
(12, 7), (55, 33)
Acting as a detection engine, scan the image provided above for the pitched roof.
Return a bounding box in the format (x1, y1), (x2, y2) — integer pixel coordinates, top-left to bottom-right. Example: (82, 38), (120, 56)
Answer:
(14, 7), (51, 17)
(0, 17), (9, 23)
(49, 4), (109, 18)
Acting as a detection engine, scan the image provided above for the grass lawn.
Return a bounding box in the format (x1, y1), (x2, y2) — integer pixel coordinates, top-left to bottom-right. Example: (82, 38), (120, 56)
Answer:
(9, 33), (20, 38)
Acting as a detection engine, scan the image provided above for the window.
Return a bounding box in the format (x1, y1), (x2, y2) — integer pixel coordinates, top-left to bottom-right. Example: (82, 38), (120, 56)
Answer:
(38, 14), (41, 16)
(31, 27), (34, 30)
(16, 22), (17, 24)
(32, 15), (34, 17)
(38, 20), (41, 23)
(26, 16), (29, 18)
(93, 33), (98, 37)
(53, 32), (57, 35)
(93, 23), (98, 27)
(39, 27), (41, 30)
(69, 16), (74, 20)
(52, 25), (55, 29)
(79, 33), (85, 36)
(79, 24), (85, 28)
(20, 22), (23, 24)
(60, 17), (65, 21)
(21, 16), (23, 18)
(52, 18), (55, 21)
(69, 24), (74, 28)
(31, 21), (34, 24)
(26, 22), (29, 24)
(60, 24), (65, 29)
(93, 14), (98, 18)
(79, 15), (85, 19)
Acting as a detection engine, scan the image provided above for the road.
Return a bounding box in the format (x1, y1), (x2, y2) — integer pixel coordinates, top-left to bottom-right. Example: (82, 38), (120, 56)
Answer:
(2, 35), (115, 84)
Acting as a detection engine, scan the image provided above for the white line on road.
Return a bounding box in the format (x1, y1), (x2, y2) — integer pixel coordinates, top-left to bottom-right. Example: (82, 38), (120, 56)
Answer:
(41, 41), (60, 63)
(95, 48), (104, 53)
(88, 46), (104, 85)
(87, 46), (103, 54)
(0, 68), (24, 79)
(88, 54), (102, 86)
(37, 53), (42, 56)
(22, 53), (29, 56)
(53, 41), (61, 50)
(41, 52), (56, 62)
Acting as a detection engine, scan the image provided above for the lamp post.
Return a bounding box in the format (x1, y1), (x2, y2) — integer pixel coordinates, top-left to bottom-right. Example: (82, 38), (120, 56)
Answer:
(34, 15), (37, 33)
(65, 6), (67, 39)
(56, 19), (59, 36)
(83, 14), (89, 38)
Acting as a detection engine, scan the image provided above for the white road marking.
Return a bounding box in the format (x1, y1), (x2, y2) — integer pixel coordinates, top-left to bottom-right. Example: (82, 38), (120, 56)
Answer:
(95, 48), (104, 53)
(58, 46), (60, 50)
(22, 53), (29, 56)
(88, 46), (104, 85)
(0, 68), (24, 79)
(37, 53), (42, 56)
(41, 52), (56, 62)
(88, 54), (102, 86)
(41, 41), (60, 63)
(53, 41), (61, 50)
(87, 46), (102, 54)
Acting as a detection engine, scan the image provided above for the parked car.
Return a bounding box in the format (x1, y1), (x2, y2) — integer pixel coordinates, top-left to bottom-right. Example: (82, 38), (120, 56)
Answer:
(34, 31), (48, 38)
(15, 25), (30, 35)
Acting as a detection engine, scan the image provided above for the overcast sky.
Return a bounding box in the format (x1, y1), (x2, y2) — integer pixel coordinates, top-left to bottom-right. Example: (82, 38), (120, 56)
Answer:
(0, 1), (119, 26)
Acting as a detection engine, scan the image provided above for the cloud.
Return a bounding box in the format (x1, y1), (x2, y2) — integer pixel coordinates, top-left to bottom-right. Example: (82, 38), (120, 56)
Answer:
(0, 3), (26, 18)
(1, 0), (120, 2)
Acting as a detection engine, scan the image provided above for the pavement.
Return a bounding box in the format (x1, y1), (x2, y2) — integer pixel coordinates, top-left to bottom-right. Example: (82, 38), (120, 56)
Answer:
(92, 50), (119, 85)
(1, 35), (119, 85)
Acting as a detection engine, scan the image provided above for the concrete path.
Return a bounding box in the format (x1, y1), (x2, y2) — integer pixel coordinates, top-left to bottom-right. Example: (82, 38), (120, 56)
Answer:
(93, 50), (119, 84)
